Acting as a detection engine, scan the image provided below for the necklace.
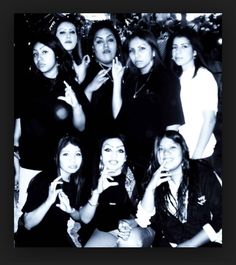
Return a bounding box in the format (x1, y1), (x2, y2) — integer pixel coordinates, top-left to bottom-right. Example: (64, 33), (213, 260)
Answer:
(133, 70), (152, 99)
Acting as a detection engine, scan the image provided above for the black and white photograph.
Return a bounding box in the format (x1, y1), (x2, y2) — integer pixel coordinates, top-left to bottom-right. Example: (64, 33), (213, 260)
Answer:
(13, 12), (222, 248)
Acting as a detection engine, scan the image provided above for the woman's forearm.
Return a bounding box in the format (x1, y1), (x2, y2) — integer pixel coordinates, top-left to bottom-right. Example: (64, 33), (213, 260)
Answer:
(24, 199), (53, 230)
(192, 111), (216, 159)
(72, 104), (86, 131)
(80, 189), (100, 224)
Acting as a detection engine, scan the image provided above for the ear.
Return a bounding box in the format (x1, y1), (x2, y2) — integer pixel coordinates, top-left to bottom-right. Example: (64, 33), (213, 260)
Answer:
(153, 51), (156, 58)
(193, 50), (197, 57)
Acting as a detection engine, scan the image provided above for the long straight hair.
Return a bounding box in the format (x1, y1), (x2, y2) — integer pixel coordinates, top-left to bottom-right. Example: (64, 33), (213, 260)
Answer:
(123, 29), (164, 74)
(145, 131), (190, 221)
(50, 16), (83, 64)
(165, 26), (210, 78)
(54, 135), (85, 206)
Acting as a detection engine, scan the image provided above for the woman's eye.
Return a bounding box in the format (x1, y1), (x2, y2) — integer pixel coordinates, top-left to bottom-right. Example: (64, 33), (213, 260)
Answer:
(59, 31), (66, 35)
(129, 49), (134, 54)
(118, 149), (125, 153)
(69, 30), (76, 34)
(42, 50), (48, 54)
(62, 153), (69, 156)
(76, 152), (82, 156)
(95, 40), (103, 45)
(108, 38), (114, 42)
(104, 148), (111, 152)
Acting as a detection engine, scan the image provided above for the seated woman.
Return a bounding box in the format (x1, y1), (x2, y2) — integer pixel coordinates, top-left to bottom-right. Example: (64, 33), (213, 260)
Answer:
(15, 135), (86, 247)
(81, 134), (138, 247)
(117, 130), (222, 247)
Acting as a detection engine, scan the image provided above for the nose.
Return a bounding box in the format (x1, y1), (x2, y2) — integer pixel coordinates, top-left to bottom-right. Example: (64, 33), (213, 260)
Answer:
(163, 148), (171, 155)
(103, 41), (109, 48)
(111, 151), (117, 159)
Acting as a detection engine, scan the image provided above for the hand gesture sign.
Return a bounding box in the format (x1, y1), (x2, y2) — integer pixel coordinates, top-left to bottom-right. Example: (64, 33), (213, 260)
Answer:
(58, 81), (80, 108)
(73, 54), (90, 84)
(47, 176), (63, 205)
(112, 57), (125, 83)
(89, 68), (110, 93)
(97, 167), (118, 194)
(56, 190), (73, 213)
(148, 161), (172, 191)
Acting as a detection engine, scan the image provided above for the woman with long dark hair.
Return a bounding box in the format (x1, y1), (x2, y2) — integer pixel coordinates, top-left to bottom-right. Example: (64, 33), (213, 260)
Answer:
(51, 16), (90, 84)
(14, 34), (87, 230)
(114, 29), (184, 192)
(165, 27), (218, 162)
(15, 136), (85, 247)
(117, 131), (222, 247)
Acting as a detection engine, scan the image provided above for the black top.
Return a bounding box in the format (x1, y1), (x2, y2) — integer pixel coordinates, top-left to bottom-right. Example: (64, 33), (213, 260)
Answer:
(93, 172), (136, 232)
(17, 72), (87, 170)
(117, 66), (185, 168)
(17, 170), (78, 247)
(81, 61), (118, 141)
(151, 160), (222, 246)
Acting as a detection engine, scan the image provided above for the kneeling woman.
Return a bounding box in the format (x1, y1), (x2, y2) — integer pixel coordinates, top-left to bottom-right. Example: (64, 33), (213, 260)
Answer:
(83, 134), (138, 247)
(15, 135), (86, 247)
(118, 130), (222, 247)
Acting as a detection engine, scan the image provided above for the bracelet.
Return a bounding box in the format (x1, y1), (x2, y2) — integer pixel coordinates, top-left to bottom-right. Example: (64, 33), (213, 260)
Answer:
(88, 199), (99, 207)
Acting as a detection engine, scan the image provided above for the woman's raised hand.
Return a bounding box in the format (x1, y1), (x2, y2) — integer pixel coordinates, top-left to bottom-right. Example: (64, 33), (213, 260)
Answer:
(58, 81), (81, 108)
(147, 161), (172, 191)
(97, 167), (118, 194)
(74, 55), (90, 84)
(56, 191), (73, 213)
(47, 176), (63, 205)
(89, 68), (110, 92)
(112, 57), (125, 83)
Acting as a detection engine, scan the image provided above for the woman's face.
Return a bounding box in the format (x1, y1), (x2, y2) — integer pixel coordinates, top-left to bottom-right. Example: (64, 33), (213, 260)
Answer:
(33, 42), (58, 78)
(172, 36), (196, 69)
(101, 138), (126, 173)
(128, 37), (154, 74)
(56, 21), (78, 52)
(59, 143), (82, 177)
(157, 137), (183, 172)
(93, 28), (117, 66)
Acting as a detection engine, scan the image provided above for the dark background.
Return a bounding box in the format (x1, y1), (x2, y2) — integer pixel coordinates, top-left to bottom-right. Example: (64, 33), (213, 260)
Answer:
(0, 0), (235, 265)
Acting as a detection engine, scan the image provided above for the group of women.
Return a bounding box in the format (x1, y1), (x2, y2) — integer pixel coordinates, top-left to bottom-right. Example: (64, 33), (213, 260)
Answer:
(14, 15), (222, 247)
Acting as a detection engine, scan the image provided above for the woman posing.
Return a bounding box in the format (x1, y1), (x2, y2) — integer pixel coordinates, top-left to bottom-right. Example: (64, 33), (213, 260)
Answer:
(51, 16), (90, 84)
(81, 134), (138, 247)
(15, 136), (86, 247)
(165, 27), (218, 161)
(114, 29), (184, 190)
(117, 131), (222, 247)
(14, 34), (86, 225)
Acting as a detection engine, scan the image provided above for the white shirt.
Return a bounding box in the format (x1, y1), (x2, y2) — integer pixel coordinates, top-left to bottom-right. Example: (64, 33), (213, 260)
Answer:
(179, 67), (218, 158)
